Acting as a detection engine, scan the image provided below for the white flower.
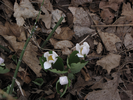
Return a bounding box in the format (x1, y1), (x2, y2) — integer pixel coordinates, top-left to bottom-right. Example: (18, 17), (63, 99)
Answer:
(59, 76), (68, 85)
(43, 51), (58, 69)
(76, 42), (90, 57)
(0, 57), (4, 65)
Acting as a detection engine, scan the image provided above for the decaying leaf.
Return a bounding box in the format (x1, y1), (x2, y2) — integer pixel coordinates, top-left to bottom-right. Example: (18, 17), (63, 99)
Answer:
(37, 0), (53, 12)
(124, 33), (133, 50)
(39, 6), (52, 29)
(3, 35), (42, 77)
(54, 40), (74, 49)
(14, 0), (39, 26)
(100, 8), (114, 24)
(85, 73), (121, 100)
(98, 31), (121, 52)
(121, 3), (133, 22)
(69, 7), (95, 37)
(97, 42), (103, 54)
(96, 53), (121, 73)
(1, 0), (13, 18)
(99, 1), (119, 11)
(51, 9), (66, 34)
(62, 47), (72, 55)
(54, 27), (74, 40)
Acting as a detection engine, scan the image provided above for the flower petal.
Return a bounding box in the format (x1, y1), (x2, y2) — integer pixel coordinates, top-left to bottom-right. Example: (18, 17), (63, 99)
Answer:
(53, 51), (58, 57)
(82, 46), (89, 55)
(76, 43), (81, 52)
(0, 57), (4, 65)
(44, 52), (49, 61)
(59, 76), (68, 85)
(83, 42), (90, 48)
(44, 61), (51, 69)
(77, 53), (84, 57)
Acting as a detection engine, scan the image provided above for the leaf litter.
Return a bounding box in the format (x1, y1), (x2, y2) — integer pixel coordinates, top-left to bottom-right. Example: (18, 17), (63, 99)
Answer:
(1, 0), (133, 99)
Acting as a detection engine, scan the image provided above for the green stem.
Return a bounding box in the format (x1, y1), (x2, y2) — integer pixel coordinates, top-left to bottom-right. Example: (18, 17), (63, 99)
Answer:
(0, 45), (11, 53)
(41, 16), (65, 48)
(8, 0), (45, 94)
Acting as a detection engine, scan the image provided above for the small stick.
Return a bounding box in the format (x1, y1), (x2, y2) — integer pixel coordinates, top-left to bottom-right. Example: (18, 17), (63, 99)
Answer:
(91, 24), (133, 27)
(81, 69), (90, 81)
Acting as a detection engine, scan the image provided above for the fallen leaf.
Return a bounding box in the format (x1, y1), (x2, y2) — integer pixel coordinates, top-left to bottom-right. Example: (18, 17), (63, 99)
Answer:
(98, 31), (121, 52)
(100, 8), (114, 24)
(62, 47), (72, 55)
(121, 3), (133, 22)
(54, 40), (74, 49)
(69, 7), (95, 37)
(37, 0), (53, 12)
(85, 73), (121, 100)
(124, 33), (133, 50)
(71, 0), (92, 6)
(54, 27), (74, 40)
(51, 9), (66, 34)
(3, 35), (42, 77)
(14, 0), (39, 26)
(96, 53), (121, 73)
(99, 1), (119, 11)
(97, 42), (103, 54)
(1, 0), (13, 18)
(39, 6), (52, 29)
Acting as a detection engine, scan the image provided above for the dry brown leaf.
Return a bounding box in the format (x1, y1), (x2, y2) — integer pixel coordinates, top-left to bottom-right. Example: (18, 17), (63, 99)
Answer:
(100, 8), (114, 24)
(62, 47), (72, 55)
(54, 40), (74, 49)
(96, 53), (121, 73)
(124, 33), (133, 50)
(71, 0), (92, 6)
(54, 27), (74, 40)
(14, 0), (39, 26)
(121, 3), (133, 21)
(3, 35), (42, 77)
(97, 42), (103, 54)
(36, 0), (53, 12)
(39, 6), (52, 29)
(98, 31), (121, 52)
(85, 73), (121, 100)
(69, 7), (95, 37)
(1, 0), (13, 18)
(84, 88), (121, 100)
(99, 1), (119, 11)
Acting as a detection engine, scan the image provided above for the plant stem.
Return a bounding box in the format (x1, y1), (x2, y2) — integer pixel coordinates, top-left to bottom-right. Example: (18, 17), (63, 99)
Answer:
(0, 44), (11, 53)
(8, 0), (45, 94)
(41, 15), (65, 48)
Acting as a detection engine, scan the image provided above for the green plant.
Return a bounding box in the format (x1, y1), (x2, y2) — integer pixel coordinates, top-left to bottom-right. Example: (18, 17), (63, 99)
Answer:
(40, 42), (90, 97)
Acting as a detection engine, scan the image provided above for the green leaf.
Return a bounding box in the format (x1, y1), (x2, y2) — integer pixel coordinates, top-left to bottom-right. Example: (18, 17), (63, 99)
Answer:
(68, 73), (75, 80)
(56, 79), (68, 97)
(70, 61), (88, 74)
(49, 51), (53, 54)
(67, 51), (80, 68)
(0, 63), (5, 66)
(39, 57), (47, 72)
(49, 69), (68, 74)
(53, 57), (64, 71)
(32, 78), (44, 86)
(12, 55), (17, 63)
(0, 66), (9, 74)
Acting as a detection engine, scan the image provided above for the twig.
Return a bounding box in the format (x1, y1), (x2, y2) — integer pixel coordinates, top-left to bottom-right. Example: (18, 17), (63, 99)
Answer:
(8, 0), (45, 94)
(81, 69), (90, 81)
(41, 14), (65, 48)
(15, 79), (24, 96)
(91, 24), (133, 27)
